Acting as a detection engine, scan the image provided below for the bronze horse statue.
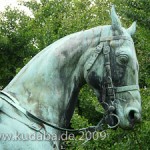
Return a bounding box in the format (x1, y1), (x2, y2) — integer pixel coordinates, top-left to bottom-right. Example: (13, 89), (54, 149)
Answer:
(0, 6), (141, 149)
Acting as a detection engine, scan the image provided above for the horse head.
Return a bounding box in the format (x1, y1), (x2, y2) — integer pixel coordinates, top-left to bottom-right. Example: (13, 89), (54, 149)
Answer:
(84, 6), (141, 129)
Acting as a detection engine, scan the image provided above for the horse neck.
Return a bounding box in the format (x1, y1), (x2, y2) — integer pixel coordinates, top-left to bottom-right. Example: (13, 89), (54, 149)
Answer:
(3, 26), (102, 126)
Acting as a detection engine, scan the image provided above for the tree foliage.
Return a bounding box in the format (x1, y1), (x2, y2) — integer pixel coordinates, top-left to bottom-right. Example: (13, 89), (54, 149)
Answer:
(0, 7), (37, 87)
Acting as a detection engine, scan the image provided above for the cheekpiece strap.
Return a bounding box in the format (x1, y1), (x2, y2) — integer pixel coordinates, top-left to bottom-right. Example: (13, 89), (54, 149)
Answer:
(85, 42), (103, 72)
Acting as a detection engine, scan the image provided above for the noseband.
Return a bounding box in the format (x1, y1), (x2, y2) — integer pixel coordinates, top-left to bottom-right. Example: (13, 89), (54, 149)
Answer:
(86, 35), (139, 128)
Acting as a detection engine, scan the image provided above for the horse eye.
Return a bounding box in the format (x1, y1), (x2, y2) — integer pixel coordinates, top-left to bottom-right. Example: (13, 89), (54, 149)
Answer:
(117, 54), (129, 65)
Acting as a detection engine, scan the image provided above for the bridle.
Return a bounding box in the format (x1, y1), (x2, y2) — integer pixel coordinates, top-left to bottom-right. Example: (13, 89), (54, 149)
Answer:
(85, 34), (139, 128)
(0, 34), (139, 139)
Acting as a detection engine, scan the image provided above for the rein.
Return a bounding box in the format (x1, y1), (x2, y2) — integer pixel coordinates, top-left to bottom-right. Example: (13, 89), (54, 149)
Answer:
(0, 91), (106, 133)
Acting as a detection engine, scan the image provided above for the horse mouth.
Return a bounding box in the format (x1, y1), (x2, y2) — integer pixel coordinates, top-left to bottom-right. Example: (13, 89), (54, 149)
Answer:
(108, 116), (139, 130)
(118, 113), (142, 130)
(105, 110), (141, 130)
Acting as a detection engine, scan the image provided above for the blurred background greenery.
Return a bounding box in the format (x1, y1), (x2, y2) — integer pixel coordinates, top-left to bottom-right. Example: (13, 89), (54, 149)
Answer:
(0, 0), (149, 149)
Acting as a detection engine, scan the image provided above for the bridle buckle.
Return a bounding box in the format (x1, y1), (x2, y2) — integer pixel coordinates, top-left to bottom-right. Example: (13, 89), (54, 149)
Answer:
(107, 87), (115, 96)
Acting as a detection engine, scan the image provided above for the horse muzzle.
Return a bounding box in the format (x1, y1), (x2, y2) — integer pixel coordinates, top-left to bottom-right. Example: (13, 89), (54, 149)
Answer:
(116, 105), (142, 129)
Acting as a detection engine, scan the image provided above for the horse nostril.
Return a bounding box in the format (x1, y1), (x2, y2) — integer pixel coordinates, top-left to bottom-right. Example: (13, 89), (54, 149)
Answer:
(128, 109), (141, 122)
(129, 110), (135, 121)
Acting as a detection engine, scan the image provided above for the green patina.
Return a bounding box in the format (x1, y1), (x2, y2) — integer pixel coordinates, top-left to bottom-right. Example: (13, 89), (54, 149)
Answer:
(0, 6), (141, 150)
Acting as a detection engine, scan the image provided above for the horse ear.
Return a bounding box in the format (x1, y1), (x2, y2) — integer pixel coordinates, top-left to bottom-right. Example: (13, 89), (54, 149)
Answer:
(127, 21), (136, 36)
(111, 5), (123, 34)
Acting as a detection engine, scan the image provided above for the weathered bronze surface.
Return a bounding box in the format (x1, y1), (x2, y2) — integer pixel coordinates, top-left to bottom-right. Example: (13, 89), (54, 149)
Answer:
(0, 6), (141, 150)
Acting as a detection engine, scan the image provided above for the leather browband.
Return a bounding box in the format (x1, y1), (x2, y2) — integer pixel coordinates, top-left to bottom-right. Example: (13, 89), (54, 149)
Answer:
(100, 35), (133, 42)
